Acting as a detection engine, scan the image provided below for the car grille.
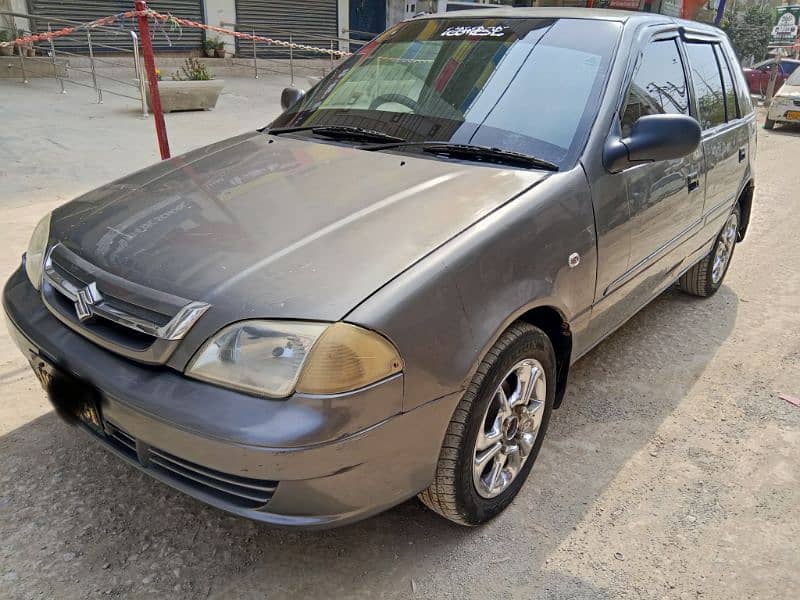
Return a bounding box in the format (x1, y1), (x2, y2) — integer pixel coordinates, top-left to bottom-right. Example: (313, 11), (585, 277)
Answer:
(40, 243), (209, 364)
(104, 421), (278, 509)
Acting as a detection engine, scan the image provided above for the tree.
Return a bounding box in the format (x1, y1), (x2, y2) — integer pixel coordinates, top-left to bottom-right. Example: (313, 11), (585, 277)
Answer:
(722, 5), (774, 63)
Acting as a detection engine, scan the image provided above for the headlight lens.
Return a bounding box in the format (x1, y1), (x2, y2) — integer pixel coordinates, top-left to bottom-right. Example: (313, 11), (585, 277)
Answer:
(25, 213), (52, 291)
(186, 321), (402, 398)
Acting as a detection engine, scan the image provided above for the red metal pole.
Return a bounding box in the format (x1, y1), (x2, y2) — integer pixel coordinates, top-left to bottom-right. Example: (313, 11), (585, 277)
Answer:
(135, 0), (170, 160)
(586, 0), (594, 7)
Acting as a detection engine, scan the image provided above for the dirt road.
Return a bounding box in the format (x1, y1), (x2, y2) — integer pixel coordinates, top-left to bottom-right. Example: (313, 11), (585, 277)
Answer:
(1, 82), (798, 599)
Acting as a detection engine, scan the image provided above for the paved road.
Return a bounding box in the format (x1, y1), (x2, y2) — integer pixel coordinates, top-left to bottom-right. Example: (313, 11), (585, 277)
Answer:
(1, 78), (799, 599)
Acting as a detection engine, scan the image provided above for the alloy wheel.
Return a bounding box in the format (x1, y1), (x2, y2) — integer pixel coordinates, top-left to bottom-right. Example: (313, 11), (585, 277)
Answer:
(472, 359), (547, 499)
(712, 212), (739, 284)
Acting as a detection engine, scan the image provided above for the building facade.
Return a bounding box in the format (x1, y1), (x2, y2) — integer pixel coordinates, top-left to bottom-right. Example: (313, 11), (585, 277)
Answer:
(15, 0), (351, 54)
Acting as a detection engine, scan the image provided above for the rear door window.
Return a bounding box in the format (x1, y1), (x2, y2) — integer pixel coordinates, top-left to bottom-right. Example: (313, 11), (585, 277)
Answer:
(685, 43), (726, 130)
(620, 38), (690, 137)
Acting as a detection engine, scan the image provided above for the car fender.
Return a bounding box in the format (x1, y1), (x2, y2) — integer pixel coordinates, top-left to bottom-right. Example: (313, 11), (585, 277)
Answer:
(346, 167), (597, 412)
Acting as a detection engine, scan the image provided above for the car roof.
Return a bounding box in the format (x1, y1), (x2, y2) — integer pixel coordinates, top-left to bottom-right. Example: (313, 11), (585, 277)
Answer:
(415, 6), (723, 34)
(754, 58), (800, 67)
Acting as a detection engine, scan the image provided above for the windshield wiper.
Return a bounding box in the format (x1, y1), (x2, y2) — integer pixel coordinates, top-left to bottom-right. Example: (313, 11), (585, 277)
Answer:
(268, 125), (405, 144)
(422, 143), (560, 171)
(363, 141), (559, 171)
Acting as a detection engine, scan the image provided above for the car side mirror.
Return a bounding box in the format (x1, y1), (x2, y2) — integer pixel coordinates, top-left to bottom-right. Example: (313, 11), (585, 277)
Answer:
(604, 114), (701, 173)
(280, 86), (306, 111)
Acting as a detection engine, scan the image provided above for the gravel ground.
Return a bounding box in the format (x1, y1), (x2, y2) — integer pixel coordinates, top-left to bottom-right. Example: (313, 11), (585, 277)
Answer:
(1, 77), (799, 599)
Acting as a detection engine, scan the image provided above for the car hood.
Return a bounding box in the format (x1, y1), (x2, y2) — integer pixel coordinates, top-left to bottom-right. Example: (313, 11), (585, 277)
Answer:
(776, 82), (800, 97)
(50, 132), (549, 321)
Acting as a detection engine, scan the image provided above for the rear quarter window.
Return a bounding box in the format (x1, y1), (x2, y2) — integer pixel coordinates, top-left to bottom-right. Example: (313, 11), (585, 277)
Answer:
(715, 46), (739, 121)
(722, 41), (754, 117)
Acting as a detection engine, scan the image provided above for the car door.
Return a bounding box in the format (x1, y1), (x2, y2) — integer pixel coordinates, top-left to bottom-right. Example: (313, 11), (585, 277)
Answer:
(620, 36), (703, 286)
(683, 40), (746, 227)
(586, 32), (704, 343)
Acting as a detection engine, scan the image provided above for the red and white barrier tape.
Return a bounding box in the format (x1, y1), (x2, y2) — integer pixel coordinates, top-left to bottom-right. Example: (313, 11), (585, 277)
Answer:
(0, 10), (142, 47)
(0, 9), (352, 58)
(151, 12), (352, 57)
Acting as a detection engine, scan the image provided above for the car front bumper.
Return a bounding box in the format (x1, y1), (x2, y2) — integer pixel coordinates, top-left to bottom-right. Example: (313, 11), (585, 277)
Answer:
(3, 266), (461, 528)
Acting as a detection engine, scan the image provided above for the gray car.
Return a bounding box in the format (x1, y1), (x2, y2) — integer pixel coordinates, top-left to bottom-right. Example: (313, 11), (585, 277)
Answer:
(4, 8), (755, 528)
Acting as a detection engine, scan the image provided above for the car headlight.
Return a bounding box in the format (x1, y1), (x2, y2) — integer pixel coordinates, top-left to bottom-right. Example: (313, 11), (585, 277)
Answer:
(25, 213), (52, 291)
(186, 321), (403, 398)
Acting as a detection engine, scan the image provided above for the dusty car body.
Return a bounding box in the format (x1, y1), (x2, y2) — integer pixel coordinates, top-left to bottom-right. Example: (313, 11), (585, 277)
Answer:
(4, 9), (756, 528)
(765, 66), (800, 129)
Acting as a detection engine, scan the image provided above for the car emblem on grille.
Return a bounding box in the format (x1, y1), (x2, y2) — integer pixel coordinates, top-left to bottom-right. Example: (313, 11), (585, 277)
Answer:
(74, 282), (102, 322)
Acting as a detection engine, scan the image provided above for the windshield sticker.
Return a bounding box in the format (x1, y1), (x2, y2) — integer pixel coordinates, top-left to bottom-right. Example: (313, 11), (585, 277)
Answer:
(440, 25), (510, 38)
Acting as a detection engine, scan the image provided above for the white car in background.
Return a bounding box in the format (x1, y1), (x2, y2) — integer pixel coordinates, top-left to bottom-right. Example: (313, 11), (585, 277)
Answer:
(766, 67), (800, 129)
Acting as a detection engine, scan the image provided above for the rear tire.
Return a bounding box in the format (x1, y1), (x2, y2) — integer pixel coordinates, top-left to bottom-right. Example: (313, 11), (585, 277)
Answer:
(418, 322), (556, 526)
(764, 117), (775, 130)
(679, 206), (740, 297)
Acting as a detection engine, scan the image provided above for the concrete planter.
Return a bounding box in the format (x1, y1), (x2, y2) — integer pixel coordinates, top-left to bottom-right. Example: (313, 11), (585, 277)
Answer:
(146, 80), (224, 113)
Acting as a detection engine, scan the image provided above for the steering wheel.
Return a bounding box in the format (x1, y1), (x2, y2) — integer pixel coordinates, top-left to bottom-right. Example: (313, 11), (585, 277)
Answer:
(369, 93), (420, 112)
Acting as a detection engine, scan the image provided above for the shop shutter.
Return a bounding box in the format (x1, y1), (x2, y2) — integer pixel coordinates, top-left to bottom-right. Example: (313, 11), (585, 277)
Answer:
(235, 0), (339, 58)
(26, 0), (204, 52)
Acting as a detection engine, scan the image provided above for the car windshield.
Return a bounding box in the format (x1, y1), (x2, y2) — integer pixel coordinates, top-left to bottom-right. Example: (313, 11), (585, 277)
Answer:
(270, 17), (622, 168)
(786, 67), (800, 86)
(783, 61), (800, 75)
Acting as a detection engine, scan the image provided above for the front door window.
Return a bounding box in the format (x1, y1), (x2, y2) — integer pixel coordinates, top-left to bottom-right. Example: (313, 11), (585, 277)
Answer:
(620, 38), (690, 137)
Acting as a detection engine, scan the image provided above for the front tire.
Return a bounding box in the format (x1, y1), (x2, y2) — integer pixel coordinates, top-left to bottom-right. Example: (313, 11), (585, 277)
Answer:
(679, 206), (740, 297)
(418, 322), (556, 526)
(764, 117), (775, 130)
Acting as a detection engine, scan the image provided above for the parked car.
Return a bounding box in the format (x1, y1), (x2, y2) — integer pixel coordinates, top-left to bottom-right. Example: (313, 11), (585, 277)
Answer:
(765, 66), (800, 129)
(743, 58), (800, 96)
(4, 8), (756, 528)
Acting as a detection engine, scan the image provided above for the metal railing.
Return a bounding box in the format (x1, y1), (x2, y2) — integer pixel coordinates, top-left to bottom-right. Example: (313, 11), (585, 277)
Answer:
(1, 10), (148, 116)
(220, 20), (366, 85)
(1, 10), (370, 112)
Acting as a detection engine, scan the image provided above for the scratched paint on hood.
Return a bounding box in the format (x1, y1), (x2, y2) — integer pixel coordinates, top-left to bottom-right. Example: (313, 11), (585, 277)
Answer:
(51, 132), (549, 320)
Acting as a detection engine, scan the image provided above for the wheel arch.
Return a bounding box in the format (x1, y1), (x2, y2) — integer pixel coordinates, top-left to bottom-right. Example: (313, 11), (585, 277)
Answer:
(516, 306), (572, 409)
(736, 180), (754, 242)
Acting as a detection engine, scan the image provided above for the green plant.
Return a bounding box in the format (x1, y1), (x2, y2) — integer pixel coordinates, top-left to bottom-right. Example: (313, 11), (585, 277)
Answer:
(173, 57), (213, 81)
(722, 5), (774, 63)
(0, 29), (11, 42)
(204, 36), (224, 51)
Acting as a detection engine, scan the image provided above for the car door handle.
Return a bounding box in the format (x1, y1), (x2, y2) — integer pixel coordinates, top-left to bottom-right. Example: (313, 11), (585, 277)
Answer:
(687, 172), (699, 192)
(738, 147), (746, 162)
